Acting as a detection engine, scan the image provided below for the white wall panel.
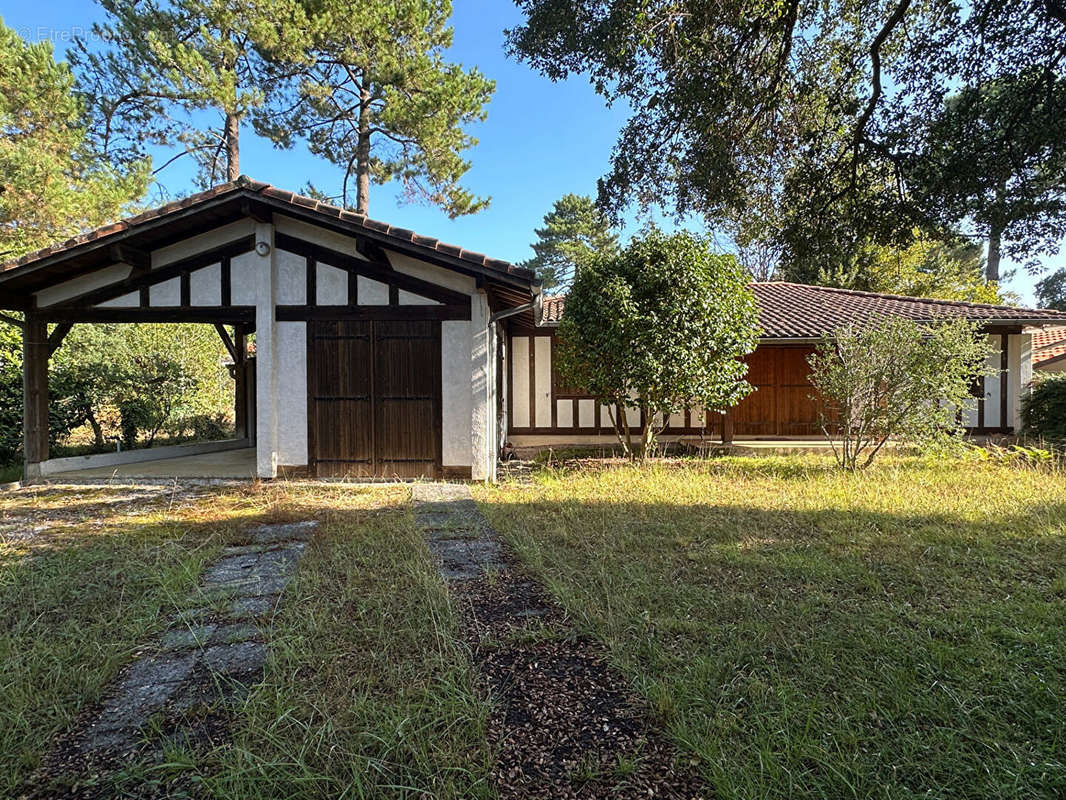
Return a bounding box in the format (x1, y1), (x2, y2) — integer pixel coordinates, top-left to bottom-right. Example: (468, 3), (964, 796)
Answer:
(557, 399), (574, 428)
(276, 250), (305, 304)
(230, 252), (258, 305)
(534, 336), (552, 428)
(398, 289), (440, 305)
(276, 321), (308, 465)
(511, 336), (530, 428)
(97, 291), (140, 309)
(190, 263), (221, 306)
(358, 276), (389, 305)
(579, 399), (596, 428)
(151, 219), (255, 268)
(443, 320), (473, 466)
(316, 264), (348, 305)
(150, 277), (180, 307)
(36, 263), (132, 307)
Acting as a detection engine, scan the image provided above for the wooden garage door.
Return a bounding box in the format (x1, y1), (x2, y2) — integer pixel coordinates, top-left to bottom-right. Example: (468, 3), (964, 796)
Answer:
(732, 345), (825, 437)
(308, 320), (441, 479)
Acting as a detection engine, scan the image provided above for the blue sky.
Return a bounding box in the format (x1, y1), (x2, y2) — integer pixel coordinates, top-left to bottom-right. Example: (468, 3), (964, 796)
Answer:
(4, 1), (1059, 304)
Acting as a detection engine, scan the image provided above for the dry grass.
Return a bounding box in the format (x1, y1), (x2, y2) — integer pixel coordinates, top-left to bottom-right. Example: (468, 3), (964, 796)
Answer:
(477, 455), (1066, 799)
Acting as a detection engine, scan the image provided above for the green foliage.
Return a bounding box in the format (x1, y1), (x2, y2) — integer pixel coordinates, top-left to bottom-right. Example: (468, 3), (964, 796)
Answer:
(808, 317), (995, 470)
(803, 234), (1005, 303)
(72, 0), (311, 184)
(0, 323), (21, 464)
(557, 228), (760, 456)
(507, 1), (1066, 280)
(1022, 374), (1066, 440)
(1035, 268), (1066, 310)
(0, 20), (148, 260)
(257, 0), (494, 217)
(519, 194), (619, 290)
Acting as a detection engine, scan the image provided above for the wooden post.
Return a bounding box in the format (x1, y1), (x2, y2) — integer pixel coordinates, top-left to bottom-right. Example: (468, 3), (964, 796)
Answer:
(22, 316), (49, 478)
(721, 409), (735, 445)
(233, 326), (248, 440)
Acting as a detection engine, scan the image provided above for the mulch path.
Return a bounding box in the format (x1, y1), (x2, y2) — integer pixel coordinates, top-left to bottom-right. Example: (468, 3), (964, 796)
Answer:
(413, 485), (708, 799)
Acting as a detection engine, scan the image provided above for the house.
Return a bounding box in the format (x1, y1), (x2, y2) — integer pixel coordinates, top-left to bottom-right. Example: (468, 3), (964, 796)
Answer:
(1033, 326), (1066, 374)
(2, 177), (1065, 482)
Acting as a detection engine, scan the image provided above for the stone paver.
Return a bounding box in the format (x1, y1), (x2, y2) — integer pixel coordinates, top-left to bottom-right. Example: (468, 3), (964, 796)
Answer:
(29, 520), (317, 793)
(413, 484), (503, 580)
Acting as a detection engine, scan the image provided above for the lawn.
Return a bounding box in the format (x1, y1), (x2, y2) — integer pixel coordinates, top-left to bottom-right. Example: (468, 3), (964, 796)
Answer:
(0, 483), (490, 798)
(477, 455), (1066, 800)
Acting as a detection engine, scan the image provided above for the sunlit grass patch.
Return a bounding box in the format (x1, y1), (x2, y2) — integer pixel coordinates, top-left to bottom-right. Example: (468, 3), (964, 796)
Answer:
(477, 455), (1066, 799)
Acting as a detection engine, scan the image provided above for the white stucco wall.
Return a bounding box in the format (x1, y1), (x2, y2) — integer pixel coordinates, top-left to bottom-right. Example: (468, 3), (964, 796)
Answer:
(276, 320), (308, 465)
(190, 263), (222, 306)
(442, 320), (473, 468)
(36, 263), (132, 307)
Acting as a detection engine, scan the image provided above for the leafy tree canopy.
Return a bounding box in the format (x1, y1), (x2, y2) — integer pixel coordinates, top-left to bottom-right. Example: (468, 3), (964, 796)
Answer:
(508, 0), (1066, 280)
(0, 19), (148, 260)
(257, 0), (495, 217)
(809, 317), (994, 470)
(556, 228), (760, 456)
(519, 194), (620, 290)
(1035, 268), (1066, 311)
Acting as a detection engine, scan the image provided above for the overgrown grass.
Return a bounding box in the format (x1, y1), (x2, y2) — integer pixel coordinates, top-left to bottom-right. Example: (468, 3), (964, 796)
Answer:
(172, 484), (492, 799)
(1, 483), (491, 798)
(0, 463), (20, 483)
(477, 455), (1066, 799)
(0, 485), (258, 793)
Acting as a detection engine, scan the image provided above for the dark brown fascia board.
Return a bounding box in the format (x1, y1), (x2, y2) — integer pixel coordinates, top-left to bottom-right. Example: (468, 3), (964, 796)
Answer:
(0, 190), (247, 285)
(37, 306), (256, 324)
(257, 197), (537, 292)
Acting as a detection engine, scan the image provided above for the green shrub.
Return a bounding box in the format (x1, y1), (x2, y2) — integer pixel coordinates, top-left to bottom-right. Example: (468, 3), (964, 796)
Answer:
(1022, 374), (1066, 440)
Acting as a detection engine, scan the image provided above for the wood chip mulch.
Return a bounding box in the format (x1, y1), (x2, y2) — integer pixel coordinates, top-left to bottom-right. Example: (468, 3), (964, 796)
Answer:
(451, 559), (709, 799)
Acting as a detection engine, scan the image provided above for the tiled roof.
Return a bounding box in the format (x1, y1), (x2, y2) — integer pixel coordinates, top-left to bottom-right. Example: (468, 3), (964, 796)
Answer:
(542, 295), (565, 323)
(1033, 325), (1066, 366)
(1, 175), (532, 283)
(539, 282), (1066, 336)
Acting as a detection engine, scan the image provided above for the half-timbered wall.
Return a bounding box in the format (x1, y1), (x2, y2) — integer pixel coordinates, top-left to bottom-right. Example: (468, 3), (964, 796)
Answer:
(507, 329), (1031, 445)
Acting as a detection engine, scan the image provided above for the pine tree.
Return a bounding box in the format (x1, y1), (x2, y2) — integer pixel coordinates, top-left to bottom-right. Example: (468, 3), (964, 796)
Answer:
(0, 20), (148, 260)
(520, 195), (619, 291)
(256, 0), (494, 217)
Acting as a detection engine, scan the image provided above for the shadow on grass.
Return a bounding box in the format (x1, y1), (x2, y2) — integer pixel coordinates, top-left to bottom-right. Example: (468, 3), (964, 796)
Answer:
(479, 493), (1066, 799)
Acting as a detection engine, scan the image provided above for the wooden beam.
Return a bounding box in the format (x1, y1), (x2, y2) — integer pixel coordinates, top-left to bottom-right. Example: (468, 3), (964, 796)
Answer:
(214, 323), (239, 363)
(108, 243), (151, 273)
(38, 306), (256, 324)
(47, 322), (73, 356)
(240, 197), (273, 223)
(0, 312), (24, 330)
(274, 232), (470, 307)
(233, 325), (249, 439)
(275, 304), (471, 322)
(1000, 333), (1009, 432)
(23, 316), (49, 475)
(356, 237), (390, 264)
(46, 236), (255, 311)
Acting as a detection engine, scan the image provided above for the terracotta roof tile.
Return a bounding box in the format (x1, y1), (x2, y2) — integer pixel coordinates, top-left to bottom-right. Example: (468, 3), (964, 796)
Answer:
(0, 176), (529, 287)
(539, 283), (1066, 333)
(1033, 325), (1066, 366)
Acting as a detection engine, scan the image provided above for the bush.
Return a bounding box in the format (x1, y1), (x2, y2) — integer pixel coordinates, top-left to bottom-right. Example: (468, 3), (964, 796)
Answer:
(1022, 374), (1066, 440)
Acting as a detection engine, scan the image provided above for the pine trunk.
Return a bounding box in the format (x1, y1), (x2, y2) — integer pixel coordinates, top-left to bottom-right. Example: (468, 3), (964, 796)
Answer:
(225, 113), (240, 182)
(355, 84), (372, 215)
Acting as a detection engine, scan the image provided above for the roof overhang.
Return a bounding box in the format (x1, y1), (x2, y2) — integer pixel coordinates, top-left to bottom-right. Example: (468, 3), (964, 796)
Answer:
(0, 182), (539, 310)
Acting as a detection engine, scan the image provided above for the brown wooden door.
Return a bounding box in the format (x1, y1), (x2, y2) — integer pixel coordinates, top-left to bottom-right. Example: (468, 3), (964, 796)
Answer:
(732, 345), (823, 437)
(308, 319), (441, 479)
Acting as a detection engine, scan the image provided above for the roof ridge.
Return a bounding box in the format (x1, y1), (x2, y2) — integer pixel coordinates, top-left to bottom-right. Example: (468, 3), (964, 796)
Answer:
(1, 177), (533, 284)
(752, 280), (1055, 315)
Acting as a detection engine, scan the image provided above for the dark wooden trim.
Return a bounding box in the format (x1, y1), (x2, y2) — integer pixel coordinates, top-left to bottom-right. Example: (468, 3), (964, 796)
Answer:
(108, 243), (150, 272)
(306, 256), (317, 307)
(976, 375), (985, 429)
(356, 237), (390, 264)
(46, 236), (255, 310)
(348, 268), (358, 305)
(139, 286), (150, 307)
(220, 256), (232, 306)
(47, 322), (73, 355)
(214, 323), (239, 363)
(389, 283), (399, 306)
(528, 331), (536, 432)
(1000, 333), (1009, 432)
(550, 335), (558, 429)
(275, 232), (470, 307)
(441, 465), (472, 480)
(276, 304), (470, 321)
(180, 270), (191, 306)
(23, 316), (49, 470)
(240, 197), (273, 224)
(966, 426), (1016, 435)
(38, 306), (255, 324)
